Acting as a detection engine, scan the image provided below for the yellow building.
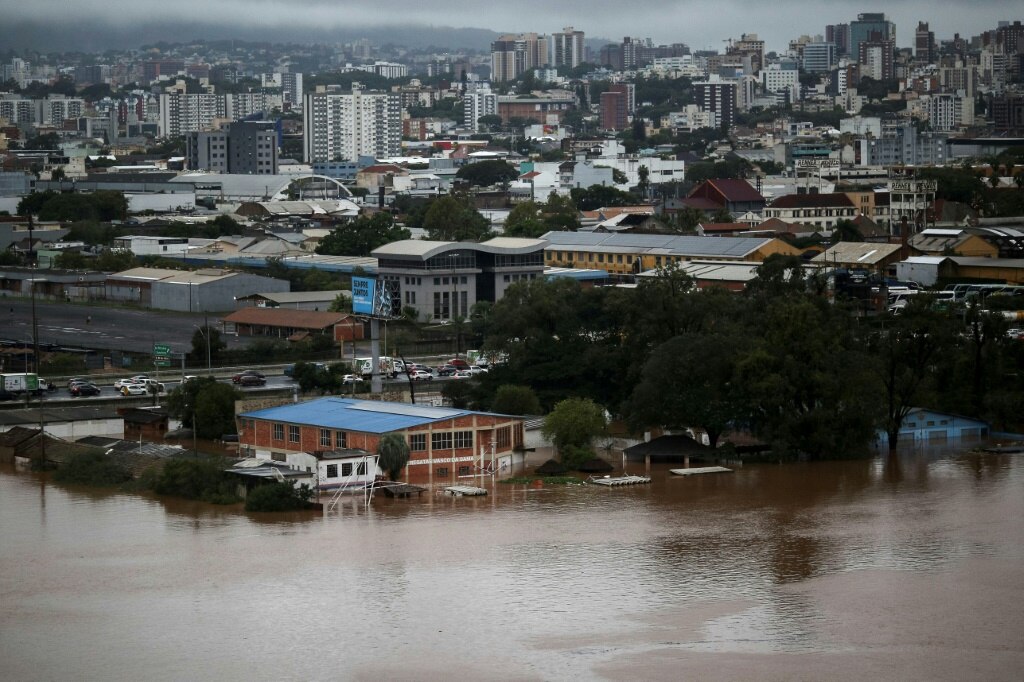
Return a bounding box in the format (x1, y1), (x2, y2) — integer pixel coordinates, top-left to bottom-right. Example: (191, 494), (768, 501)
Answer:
(542, 232), (800, 276)
(909, 229), (1000, 259)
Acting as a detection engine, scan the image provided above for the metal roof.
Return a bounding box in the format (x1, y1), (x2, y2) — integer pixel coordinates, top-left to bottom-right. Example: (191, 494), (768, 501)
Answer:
(242, 290), (348, 304)
(372, 237), (547, 261)
(240, 397), (488, 434)
(544, 267), (608, 280)
(811, 242), (902, 265)
(541, 231), (774, 258)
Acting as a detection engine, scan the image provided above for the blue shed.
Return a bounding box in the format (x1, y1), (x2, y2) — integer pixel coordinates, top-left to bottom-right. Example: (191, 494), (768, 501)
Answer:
(878, 408), (989, 446)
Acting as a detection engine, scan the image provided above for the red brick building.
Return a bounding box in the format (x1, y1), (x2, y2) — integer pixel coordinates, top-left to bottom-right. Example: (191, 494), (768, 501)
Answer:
(237, 398), (525, 485)
(222, 308), (365, 342)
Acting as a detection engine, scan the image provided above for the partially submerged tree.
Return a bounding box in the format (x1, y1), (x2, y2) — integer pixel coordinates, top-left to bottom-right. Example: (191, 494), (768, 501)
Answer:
(377, 433), (411, 481)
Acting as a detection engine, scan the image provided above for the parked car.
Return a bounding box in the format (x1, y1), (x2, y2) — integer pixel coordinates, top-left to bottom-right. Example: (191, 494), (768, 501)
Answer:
(436, 365), (459, 377)
(120, 383), (147, 396)
(71, 383), (101, 397)
(237, 374), (266, 387)
(232, 370), (266, 384)
(408, 369), (433, 381)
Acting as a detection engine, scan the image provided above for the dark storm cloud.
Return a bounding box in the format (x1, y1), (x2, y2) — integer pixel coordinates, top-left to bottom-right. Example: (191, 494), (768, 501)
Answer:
(1, 0), (1020, 51)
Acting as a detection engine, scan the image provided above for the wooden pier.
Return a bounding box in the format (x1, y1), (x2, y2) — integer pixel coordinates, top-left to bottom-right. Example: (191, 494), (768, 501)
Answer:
(669, 466), (733, 476)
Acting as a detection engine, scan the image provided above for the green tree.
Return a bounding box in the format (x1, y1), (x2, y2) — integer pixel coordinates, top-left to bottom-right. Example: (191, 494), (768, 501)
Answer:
(542, 397), (606, 468)
(503, 201), (547, 238)
(865, 300), (955, 452)
(490, 385), (542, 416)
(54, 450), (132, 486)
(194, 382), (242, 439)
(569, 184), (636, 211)
(245, 482), (313, 511)
(166, 377), (217, 429)
(455, 159), (519, 187)
(832, 219), (864, 242)
(53, 250), (88, 269)
(94, 248), (135, 272)
(627, 333), (745, 449)
(377, 433), (411, 481)
(422, 194), (491, 241)
(190, 325), (226, 366)
(316, 212), (411, 257)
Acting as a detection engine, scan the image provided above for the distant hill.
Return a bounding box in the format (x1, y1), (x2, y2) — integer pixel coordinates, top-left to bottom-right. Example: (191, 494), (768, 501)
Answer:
(0, 20), (505, 53)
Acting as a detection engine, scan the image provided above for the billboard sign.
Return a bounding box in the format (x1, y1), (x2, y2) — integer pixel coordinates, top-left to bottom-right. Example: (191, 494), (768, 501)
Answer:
(352, 277), (376, 315)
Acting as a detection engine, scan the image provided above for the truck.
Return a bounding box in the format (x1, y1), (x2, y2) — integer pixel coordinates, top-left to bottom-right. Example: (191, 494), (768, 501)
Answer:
(1, 373), (44, 396)
(354, 356), (405, 378)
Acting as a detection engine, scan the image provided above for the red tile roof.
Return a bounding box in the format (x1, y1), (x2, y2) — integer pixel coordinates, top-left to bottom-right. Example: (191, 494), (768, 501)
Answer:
(705, 179), (765, 203)
(768, 192), (855, 209)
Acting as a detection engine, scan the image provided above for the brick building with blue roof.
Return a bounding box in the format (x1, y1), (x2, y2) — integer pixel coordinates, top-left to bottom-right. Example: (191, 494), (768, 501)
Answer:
(237, 397), (525, 484)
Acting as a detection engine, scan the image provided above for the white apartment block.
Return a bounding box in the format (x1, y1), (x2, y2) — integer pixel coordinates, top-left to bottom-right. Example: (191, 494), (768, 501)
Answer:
(158, 93), (279, 137)
(925, 92), (974, 131)
(550, 27), (585, 69)
(761, 65), (800, 104)
(463, 84), (498, 133)
(262, 72), (304, 109)
(0, 95), (84, 126)
(303, 88), (401, 163)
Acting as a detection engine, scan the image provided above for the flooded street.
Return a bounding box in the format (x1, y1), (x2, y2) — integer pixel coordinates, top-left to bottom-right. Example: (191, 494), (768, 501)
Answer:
(2, 449), (1022, 681)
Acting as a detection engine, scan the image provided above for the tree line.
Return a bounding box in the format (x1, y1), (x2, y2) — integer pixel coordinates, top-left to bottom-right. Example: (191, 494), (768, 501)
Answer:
(451, 257), (1024, 461)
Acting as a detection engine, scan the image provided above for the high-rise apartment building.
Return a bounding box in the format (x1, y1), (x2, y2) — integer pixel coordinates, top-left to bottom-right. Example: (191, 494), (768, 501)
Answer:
(490, 34), (548, 82)
(302, 87), (401, 163)
(850, 13), (895, 62)
(694, 76), (737, 128)
(826, 24), (851, 56)
(261, 72), (304, 111)
(600, 91), (628, 131)
(550, 27), (586, 69)
(915, 22), (936, 64)
(463, 83), (499, 133)
(859, 37), (895, 81)
(158, 93), (277, 137)
(187, 121), (278, 174)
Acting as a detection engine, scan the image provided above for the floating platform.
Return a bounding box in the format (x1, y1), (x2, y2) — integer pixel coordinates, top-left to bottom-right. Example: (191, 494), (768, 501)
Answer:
(443, 485), (488, 497)
(669, 466), (733, 476)
(588, 475), (651, 486)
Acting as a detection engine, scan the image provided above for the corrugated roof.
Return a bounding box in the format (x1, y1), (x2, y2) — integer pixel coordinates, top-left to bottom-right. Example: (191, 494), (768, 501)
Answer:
(811, 242), (902, 265)
(243, 290), (348, 304)
(240, 397), (482, 434)
(541, 231), (774, 258)
(372, 237), (547, 261)
(222, 308), (355, 330)
(768, 193), (855, 209)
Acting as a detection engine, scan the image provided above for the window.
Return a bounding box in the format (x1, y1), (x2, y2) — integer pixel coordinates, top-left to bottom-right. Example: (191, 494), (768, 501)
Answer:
(326, 464), (338, 478)
(436, 467), (449, 477)
(272, 423), (284, 440)
(409, 433), (426, 451)
(458, 466), (471, 476)
(454, 431), (473, 449)
(288, 425), (300, 443)
(271, 452), (286, 462)
(341, 462), (353, 476)
(320, 429), (331, 447)
(357, 461), (367, 475)
(496, 426), (511, 450)
(432, 432), (453, 450)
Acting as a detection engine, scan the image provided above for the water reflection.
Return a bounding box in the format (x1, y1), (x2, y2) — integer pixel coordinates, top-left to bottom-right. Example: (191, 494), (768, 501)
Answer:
(2, 448), (1022, 680)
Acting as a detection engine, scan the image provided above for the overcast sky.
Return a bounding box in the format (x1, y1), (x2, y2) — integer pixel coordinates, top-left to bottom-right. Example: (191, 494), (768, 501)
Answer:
(2, 0), (1019, 52)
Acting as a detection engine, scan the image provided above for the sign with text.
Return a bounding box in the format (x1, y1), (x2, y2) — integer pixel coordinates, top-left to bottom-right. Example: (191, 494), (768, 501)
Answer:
(888, 180), (937, 193)
(351, 277), (376, 315)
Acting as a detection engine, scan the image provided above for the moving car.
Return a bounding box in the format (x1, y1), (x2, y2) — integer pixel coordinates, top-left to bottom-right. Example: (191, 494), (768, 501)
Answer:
(232, 370), (266, 384)
(120, 383), (147, 396)
(436, 365), (459, 377)
(70, 383), (101, 397)
(408, 369), (433, 381)
(237, 373), (266, 387)
(452, 370), (473, 379)
(342, 374), (364, 385)
(114, 377), (141, 390)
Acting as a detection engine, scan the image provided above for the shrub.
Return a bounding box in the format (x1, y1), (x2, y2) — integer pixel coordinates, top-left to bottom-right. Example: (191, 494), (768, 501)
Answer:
(245, 482), (314, 512)
(152, 458), (239, 504)
(54, 451), (132, 486)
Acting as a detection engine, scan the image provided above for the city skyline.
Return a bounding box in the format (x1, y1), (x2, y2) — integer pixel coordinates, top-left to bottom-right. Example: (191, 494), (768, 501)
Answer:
(0, 0), (1019, 53)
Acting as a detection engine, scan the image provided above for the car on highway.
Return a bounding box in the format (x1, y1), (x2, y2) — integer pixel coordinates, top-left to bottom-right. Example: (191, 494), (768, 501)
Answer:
(120, 383), (147, 396)
(182, 375), (199, 383)
(341, 374), (364, 385)
(452, 370), (473, 379)
(0, 388), (18, 401)
(138, 378), (166, 393)
(408, 369), (433, 381)
(113, 377), (142, 390)
(466, 366), (488, 375)
(70, 383), (101, 397)
(447, 359), (471, 370)
(237, 373), (267, 387)
(436, 365), (459, 377)
(232, 370), (266, 384)
(66, 377), (90, 388)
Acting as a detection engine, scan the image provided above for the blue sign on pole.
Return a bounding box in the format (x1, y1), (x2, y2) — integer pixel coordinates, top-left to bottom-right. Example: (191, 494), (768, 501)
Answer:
(351, 277), (375, 315)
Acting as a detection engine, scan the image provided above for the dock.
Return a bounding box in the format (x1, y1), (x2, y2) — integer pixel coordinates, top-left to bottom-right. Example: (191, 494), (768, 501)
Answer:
(588, 475), (651, 486)
(669, 466), (733, 476)
(442, 485), (488, 497)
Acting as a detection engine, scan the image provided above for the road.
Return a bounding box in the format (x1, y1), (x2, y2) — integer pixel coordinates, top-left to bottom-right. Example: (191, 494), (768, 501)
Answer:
(3, 298), (250, 354)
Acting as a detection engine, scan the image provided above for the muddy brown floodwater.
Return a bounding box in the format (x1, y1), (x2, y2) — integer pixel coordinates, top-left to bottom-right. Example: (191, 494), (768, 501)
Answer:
(1, 447), (1022, 681)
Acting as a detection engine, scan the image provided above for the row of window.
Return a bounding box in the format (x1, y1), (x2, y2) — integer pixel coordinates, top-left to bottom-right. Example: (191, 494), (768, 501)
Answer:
(325, 461), (367, 479)
(435, 466), (472, 477)
(550, 251), (636, 265)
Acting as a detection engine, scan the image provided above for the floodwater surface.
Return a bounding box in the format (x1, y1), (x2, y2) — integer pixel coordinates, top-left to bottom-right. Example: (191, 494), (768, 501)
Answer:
(1, 449), (1022, 681)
